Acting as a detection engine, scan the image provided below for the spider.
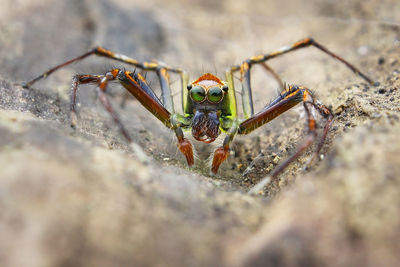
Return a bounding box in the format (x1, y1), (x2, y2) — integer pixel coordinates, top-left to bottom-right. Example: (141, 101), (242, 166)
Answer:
(22, 37), (375, 191)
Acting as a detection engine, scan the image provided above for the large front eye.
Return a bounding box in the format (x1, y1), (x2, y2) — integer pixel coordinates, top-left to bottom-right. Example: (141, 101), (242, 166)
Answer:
(207, 87), (223, 103)
(190, 86), (206, 102)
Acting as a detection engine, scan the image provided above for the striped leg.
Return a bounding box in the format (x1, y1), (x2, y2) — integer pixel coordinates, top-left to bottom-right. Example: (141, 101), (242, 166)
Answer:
(69, 68), (194, 166)
(23, 46), (194, 164)
(70, 74), (103, 127)
(237, 85), (333, 194)
(246, 37), (376, 85)
(227, 61), (284, 120)
(69, 70), (133, 142)
(231, 37), (376, 120)
(22, 46), (190, 114)
(23, 46), (181, 87)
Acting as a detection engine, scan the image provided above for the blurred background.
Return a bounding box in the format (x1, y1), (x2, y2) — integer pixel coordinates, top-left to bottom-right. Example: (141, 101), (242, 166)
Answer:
(1, 0), (400, 266)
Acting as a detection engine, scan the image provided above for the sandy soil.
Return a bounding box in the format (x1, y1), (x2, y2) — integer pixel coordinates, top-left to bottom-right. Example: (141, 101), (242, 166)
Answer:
(1, 0), (400, 266)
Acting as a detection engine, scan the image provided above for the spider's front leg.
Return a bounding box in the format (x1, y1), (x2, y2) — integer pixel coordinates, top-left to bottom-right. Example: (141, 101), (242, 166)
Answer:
(22, 44), (194, 166)
(239, 85), (333, 194)
(210, 84), (333, 176)
(112, 69), (195, 166)
(70, 68), (195, 166)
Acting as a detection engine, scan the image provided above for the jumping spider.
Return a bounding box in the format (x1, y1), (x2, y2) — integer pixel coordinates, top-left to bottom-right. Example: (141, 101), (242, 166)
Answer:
(23, 38), (375, 192)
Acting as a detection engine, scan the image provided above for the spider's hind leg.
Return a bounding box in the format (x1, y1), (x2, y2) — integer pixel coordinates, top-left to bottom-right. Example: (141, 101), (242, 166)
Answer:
(116, 70), (195, 166)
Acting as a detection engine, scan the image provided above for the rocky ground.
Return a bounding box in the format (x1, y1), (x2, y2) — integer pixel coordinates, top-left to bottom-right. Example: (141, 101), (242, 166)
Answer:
(1, 0), (400, 266)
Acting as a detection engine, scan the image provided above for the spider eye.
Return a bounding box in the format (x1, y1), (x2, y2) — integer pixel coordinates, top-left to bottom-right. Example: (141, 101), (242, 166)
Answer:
(190, 86), (206, 102)
(207, 87), (224, 103)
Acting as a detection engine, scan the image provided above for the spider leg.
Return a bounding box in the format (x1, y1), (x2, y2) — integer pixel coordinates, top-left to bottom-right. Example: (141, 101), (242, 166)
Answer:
(212, 62), (285, 173)
(259, 62), (285, 90)
(23, 46), (194, 164)
(22, 46), (192, 114)
(207, 69), (242, 174)
(226, 62), (255, 119)
(117, 69), (194, 166)
(240, 61), (255, 118)
(22, 46), (189, 114)
(96, 74), (133, 142)
(211, 120), (239, 174)
(222, 37), (372, 179)
(236, 85), (333, 194)
(227, 63), (284, 120)
(247, 37), (376, 85)
(22, 46), (184, 88)
(70, 74), (103, 127)
(69, 68), (194, 165)
(120, 69), (146, 108)
(305, 102), (333, 167)
(228, 37), (375, 121)
(69, 70), (134, 141)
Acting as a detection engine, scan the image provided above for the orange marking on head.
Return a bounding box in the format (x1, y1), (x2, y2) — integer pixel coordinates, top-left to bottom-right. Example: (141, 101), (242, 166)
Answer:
(193, 73), (223, 86)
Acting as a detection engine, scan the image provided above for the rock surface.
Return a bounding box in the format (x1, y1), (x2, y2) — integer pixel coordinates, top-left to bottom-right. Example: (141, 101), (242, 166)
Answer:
(1, 0), (400, 266)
